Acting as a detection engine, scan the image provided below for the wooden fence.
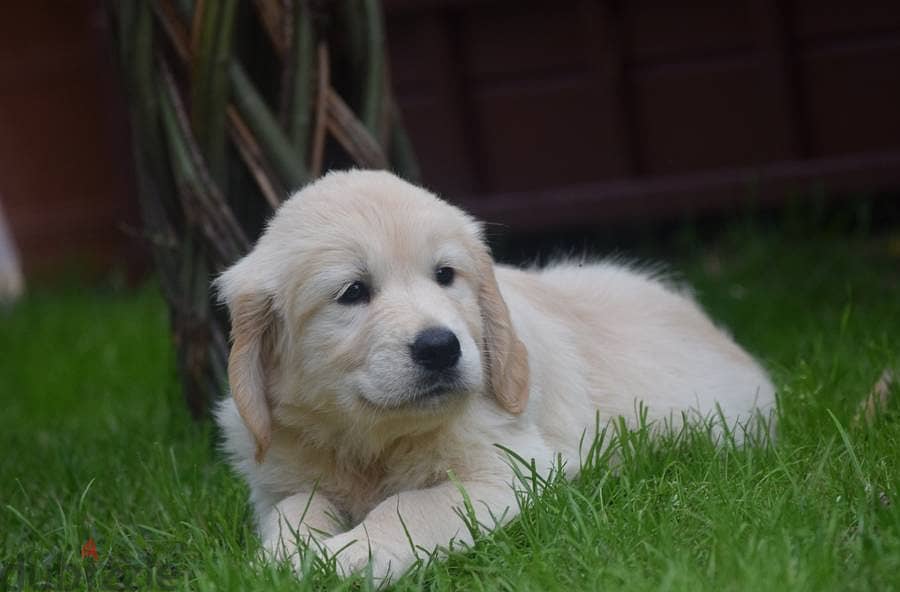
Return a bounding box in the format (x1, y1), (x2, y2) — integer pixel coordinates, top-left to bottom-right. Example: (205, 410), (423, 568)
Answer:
(1, 0), (899, 273)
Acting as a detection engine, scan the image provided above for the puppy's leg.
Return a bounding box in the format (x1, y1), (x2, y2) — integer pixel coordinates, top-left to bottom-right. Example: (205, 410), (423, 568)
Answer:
(322, 479), (516, 582)
(261, 491), (343, 568)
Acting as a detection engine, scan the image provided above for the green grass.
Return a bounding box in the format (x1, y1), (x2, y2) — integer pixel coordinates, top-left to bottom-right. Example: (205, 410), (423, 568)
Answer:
(2, 227), (899, 591)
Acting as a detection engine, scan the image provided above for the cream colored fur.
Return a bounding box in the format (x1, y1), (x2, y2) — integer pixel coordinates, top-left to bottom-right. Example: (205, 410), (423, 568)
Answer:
(214, 170), (776, 581)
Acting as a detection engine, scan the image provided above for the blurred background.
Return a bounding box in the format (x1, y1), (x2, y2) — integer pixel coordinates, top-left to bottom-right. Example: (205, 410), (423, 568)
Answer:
(2, 0), (899, 285)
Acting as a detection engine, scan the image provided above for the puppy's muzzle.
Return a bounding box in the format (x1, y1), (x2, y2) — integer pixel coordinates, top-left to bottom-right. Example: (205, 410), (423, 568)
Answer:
(410, 327), (461, 371)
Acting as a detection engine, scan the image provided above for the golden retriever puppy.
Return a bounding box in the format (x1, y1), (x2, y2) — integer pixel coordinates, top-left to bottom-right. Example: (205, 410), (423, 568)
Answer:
(215, 170), (775, 581)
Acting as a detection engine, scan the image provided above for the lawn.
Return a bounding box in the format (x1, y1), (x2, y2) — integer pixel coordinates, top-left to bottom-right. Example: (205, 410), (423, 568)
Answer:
(2, 223), (899, 591)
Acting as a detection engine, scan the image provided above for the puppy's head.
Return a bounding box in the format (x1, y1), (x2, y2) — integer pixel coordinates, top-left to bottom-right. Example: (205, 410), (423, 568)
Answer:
(215, 170), (529, 461)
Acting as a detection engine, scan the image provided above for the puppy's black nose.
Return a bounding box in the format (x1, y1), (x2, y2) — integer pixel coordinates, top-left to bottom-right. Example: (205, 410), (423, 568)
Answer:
(411, 327), (461, 371)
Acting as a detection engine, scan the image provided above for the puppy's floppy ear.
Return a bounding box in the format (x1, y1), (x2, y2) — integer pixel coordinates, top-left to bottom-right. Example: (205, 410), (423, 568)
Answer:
(476, 245), (530, 414)
(215, 263), (277, 463)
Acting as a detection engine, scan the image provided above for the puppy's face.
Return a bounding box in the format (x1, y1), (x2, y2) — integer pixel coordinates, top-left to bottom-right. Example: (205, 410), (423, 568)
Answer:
(218, 171), (529, 460)
(285, 189), (485, 415)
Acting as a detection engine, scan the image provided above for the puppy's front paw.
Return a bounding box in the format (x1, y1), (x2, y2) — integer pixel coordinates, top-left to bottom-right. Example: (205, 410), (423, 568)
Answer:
(322, 531), (407, 583)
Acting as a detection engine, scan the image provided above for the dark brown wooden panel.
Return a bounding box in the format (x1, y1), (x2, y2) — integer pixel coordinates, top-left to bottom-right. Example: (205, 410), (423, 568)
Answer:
(792, 0), (900, 41)
(398, 96), (481, 195)
(385, 12), (447, 95)
(384, 0), (900, 230)
(387, 12), (481, 193)
(628, 0), (754, 63)
(461, 3), (587, 81)
(801, 41), (900, 157)
(635, 61), (782, 174)
(0, 0), (138, 274)
(472, 77), (626, 192)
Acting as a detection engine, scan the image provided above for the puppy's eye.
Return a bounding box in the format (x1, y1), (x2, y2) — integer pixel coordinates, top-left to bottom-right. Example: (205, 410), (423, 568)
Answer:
(435, 266), (455, 287)
(337, 281), (370, 305)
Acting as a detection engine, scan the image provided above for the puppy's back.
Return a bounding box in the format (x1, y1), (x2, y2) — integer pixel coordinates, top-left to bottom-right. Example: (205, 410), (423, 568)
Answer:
(496, 261), (776, 443)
